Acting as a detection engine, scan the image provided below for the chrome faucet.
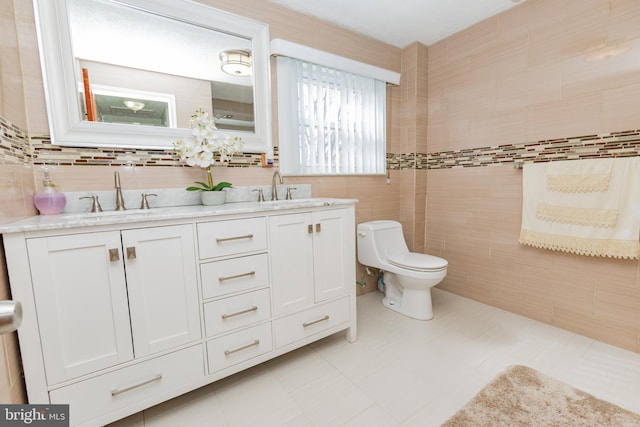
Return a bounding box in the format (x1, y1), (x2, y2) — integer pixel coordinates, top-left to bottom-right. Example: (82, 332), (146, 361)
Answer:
(114, 171), (126, 211)
(271, 169), (284, 201)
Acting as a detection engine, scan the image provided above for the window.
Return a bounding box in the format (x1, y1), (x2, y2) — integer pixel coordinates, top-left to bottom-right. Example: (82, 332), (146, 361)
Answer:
(277, 57), (387, 175)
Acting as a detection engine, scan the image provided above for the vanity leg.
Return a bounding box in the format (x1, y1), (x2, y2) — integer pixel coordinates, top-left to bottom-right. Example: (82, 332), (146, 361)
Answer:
(345, 324), (357, 343)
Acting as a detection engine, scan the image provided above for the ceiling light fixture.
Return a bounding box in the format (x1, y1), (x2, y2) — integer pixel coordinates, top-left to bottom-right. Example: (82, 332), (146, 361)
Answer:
(123, 100), (145, 112)
(219, 50), (252, 76)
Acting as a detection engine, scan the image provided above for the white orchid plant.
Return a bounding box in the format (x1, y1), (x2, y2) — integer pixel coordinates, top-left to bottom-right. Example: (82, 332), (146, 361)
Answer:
(174, 109), (244, 191)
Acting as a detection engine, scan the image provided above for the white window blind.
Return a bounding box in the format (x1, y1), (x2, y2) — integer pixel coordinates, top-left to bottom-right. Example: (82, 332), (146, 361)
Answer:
(277, 56), (387, 175)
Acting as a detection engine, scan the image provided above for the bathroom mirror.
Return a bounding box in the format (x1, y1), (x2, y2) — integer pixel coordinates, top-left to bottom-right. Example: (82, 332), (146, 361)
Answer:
(33, 0), (273, 153)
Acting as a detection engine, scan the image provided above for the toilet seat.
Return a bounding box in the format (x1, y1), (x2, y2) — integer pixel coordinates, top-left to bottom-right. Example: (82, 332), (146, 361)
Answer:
(387, 252), (448, 272)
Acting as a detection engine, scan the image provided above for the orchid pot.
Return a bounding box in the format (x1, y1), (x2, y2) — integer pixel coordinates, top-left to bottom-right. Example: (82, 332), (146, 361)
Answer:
(174, 109), (244, 205)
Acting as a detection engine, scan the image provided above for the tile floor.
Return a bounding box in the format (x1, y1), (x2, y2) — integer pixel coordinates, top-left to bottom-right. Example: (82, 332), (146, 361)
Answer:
(111, 289), (640, 427)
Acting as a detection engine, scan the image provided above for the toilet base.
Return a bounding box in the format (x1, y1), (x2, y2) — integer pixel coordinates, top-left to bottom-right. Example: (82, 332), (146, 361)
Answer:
(382, 286), (434, 321)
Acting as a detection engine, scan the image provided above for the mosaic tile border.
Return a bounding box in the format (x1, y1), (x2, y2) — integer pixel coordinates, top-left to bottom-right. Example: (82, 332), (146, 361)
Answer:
(29, 134), (274, 168)
(0, 116), (30, 165)
(424, 130), (640, 169)
(387, 152), (415, 170)
(386, 129), (640, 171)
(4, 118), (640, 171)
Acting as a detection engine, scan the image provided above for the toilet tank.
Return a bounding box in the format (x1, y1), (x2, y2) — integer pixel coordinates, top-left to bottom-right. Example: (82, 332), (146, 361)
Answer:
(357, 221), (409, 267)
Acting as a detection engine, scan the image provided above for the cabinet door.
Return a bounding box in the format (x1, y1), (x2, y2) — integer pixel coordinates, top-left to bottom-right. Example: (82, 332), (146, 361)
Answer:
(269, 213), (314, 315)
(122, 224), (200, 358)
(27, 232), (133, 384)
(312, 209), (354, 302)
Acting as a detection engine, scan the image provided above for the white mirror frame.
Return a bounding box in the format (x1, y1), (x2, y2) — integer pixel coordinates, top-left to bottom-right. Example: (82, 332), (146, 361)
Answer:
(33, 0), (273, 153)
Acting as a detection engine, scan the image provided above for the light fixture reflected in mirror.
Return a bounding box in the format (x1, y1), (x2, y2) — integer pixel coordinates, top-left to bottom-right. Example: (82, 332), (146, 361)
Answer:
(123, 100), (145, 111)
(219, 50), (252, 76)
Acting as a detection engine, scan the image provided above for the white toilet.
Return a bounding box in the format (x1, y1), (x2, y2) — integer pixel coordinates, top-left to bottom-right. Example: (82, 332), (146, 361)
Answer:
(357, 220), (448, 320)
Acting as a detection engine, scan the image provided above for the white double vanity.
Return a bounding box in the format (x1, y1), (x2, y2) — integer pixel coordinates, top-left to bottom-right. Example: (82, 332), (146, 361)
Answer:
(1, 198), (357, 426)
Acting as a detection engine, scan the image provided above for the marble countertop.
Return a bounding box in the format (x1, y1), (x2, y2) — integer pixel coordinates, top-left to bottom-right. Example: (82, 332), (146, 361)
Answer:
(0, 198), (358, 234)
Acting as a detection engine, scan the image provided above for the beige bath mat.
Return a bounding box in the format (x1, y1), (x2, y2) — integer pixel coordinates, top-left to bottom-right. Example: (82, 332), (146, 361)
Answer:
(441, 365), (640, 426)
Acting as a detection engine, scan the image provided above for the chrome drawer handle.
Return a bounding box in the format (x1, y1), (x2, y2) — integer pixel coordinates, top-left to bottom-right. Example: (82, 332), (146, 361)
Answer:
(303, 315), (330, 328)
(216, 234), (254, 243)
(218, 271), (256, 282)
(221, 306), (258, 320)
(111, 373), (162, 396)
(224, 339), (260, 356)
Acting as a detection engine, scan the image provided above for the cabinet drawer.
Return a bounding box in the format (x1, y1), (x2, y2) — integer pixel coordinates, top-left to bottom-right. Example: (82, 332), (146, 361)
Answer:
(273, 297), (350, 348)
(204, 289), (271, 337)
(206, 323), (272, 374)
(49, 345), (203, 427)
(201, 253), (269, 299)
(198, 217), (267, 259)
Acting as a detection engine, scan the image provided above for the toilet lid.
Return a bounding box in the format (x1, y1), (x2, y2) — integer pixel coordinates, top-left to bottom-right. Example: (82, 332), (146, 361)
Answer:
(387, 252), (448, 272)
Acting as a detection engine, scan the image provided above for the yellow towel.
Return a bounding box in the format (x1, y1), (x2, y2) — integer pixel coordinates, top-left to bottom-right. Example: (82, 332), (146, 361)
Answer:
(519, 157), (640, 259)
(546, 158), (613, 192)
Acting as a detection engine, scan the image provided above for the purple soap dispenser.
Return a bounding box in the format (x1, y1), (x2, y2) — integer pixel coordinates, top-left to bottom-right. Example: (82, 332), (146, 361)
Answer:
(33, 168), (67, 215)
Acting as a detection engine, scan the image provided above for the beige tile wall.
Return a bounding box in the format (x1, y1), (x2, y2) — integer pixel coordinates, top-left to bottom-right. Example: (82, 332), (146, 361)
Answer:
(396, 43), (428, 253)
(428, 0), (640, 353)
(430, 0), (640, 150)
(0, 0), (26, 129)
